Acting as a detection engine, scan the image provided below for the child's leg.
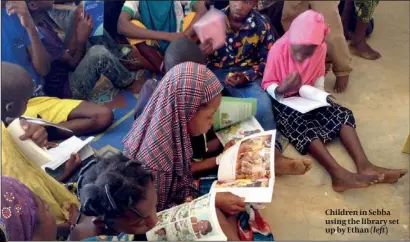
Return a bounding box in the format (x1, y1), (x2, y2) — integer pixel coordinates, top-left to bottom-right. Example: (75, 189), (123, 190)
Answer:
(309, 139), (383, 192)
(349, 1), (381, 60)
(339, 124), (408, 183)
(69, 45), (135, 100)
(25, 98), (113, 140)
(54, 101), (113, 139)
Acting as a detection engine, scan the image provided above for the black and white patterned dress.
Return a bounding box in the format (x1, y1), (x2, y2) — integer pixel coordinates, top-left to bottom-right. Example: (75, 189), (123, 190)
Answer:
(271, 97), (356, 155)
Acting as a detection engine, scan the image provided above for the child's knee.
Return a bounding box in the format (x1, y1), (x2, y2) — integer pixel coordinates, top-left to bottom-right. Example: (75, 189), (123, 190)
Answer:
(87, 45), (112, 60)
(90, 105), (114, 131)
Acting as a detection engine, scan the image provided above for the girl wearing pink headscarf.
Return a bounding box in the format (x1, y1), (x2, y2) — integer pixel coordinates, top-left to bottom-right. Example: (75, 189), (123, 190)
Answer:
(262, 10), (407, 192)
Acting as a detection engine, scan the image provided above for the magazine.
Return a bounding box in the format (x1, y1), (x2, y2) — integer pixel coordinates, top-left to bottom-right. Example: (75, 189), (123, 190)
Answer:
(83, 1), (104, 37)
(146, 193), (227, 241)
(213, 97), (264, 145)
(215, 117), (264, 146)
(278, 85), (332, 113)
(211, 130), (276, 203)
(7, 118), (94, 170)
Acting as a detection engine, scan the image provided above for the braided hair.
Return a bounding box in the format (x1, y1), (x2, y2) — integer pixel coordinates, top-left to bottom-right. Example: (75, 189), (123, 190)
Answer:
(75, 154), (153, 227)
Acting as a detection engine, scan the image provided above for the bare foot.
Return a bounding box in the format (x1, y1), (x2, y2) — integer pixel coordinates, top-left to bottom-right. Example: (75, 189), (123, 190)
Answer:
(332, 171), (384, 192)
(334, 75), (349, 93)
(275, 155), (313, 176)
(350, 40), (382, 60)
(359, 164), (408, 183)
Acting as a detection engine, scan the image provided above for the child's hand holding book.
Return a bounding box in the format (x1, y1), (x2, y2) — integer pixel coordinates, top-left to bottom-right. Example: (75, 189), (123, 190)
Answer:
(276, 72), (302, 95)
(215, 192), (246, 215)
(19, 119), (49, 148)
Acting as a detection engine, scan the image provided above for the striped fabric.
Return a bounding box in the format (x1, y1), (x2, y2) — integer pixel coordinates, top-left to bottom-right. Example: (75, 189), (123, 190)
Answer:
(123, 62), (223, 211)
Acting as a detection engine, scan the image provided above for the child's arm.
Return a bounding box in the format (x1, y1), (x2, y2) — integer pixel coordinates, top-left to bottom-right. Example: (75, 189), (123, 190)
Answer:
(182, 1), (208, 37)
(57, 153), (82, 183)
(191, 158), (217, 174)
(205, 138), (222, 156)
(117, 2), (183, 42)
(192, 140), (235, 174)
(6, 1), (51, 76)
(62, 5), (91, 69)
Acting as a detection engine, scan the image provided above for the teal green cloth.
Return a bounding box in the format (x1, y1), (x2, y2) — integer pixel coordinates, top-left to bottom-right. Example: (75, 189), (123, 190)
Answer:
(139, 0), (176, 53)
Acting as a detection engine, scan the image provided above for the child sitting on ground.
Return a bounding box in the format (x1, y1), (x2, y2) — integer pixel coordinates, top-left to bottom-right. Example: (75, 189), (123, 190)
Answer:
(2, 1), (113, 140)
(133, 37), (223, 162)
(261, 10), (407, 192)
(117, 0), (208, 72)
(28, 0), (140, 100)
(1, 62), (80, 236)
(69, 153), (242, 241)
(204, 0), (312, 175)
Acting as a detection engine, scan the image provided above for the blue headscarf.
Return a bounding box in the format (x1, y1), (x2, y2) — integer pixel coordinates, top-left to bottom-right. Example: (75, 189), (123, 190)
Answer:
(139, 0), (177, 53)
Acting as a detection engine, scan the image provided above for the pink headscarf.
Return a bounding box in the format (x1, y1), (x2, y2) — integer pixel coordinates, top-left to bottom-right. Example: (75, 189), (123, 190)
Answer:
(261, 10), (330, 95)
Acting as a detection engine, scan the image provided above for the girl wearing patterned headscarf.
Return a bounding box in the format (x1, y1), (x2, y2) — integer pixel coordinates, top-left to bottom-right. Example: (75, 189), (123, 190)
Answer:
(123, 62), (274, 241)
(262, 10), (407, 192)
(1, 176), (57, 241)
(124, 62), (224, 211)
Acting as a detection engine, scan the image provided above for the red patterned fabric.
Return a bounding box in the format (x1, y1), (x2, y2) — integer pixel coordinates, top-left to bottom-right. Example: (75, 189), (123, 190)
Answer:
(123, 62), (223, 211)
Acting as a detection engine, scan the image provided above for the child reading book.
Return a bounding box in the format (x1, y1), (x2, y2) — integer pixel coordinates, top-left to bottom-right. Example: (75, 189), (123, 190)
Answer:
(69, 154), (243, 241)
(132, 37), (222, 163)
(1, 62), (80, 234)
(124, 62), (224, 211)
(122, 63), (273, 240)
(261, 10), (407, 192)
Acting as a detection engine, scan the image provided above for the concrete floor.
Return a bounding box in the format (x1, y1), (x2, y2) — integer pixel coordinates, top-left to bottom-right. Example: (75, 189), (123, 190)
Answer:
(261, 2), (409, 240)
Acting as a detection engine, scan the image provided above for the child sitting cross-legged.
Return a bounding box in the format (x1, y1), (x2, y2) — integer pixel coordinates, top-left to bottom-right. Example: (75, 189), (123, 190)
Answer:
(2, 1), (113, 140)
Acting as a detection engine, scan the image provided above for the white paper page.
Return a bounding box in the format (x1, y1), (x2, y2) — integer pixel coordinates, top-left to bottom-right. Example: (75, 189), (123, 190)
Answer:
(216, 143), (239, 182)
(299, 85), (329, 103)
(7, 118), (54, 167)
(279, 96), (330, 114)
(146, 193), (227, 241)
(43, 136), (94, 170)
(215, 117), (264, 146)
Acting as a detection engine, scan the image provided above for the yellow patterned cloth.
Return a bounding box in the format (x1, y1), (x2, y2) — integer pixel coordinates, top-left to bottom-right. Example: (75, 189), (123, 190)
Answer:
(1, 122), (79, 224)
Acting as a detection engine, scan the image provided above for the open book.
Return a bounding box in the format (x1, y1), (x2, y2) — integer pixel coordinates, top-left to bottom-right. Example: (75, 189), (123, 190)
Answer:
(210, 130), (276, 203)
(7, 118), (94, 170)
(213, 97), (264, 146)
(193, 8), (226, 50)
(84, 1), (104, 36)
(146, 193), (227, 241)
(279, 85), (332, 113)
